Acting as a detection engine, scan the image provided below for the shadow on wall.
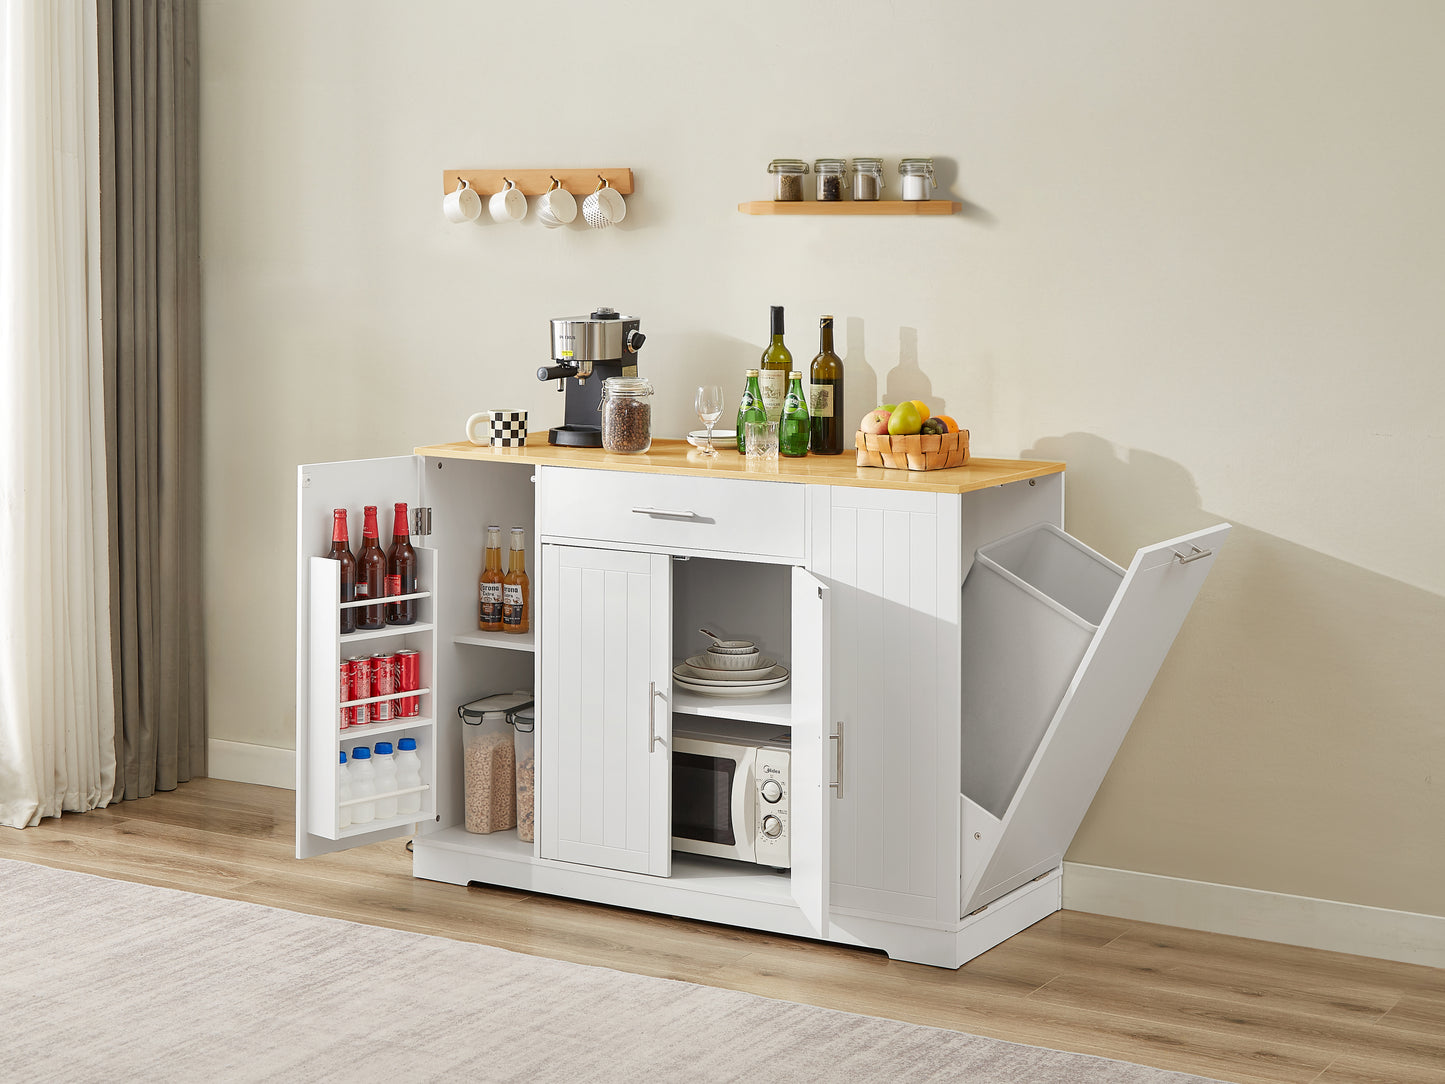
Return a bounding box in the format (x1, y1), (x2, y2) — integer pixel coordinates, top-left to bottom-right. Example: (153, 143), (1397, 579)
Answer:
(838, 319), (960, 425)
(1025, 432), (1445, 916)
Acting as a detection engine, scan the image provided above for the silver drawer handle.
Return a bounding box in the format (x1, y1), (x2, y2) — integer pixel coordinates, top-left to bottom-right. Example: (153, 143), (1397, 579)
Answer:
(632, 506), (700, 519)
(648, 681), (665, 749)
(1173, 545), (1213, 565)
(830, 722), (843, 798)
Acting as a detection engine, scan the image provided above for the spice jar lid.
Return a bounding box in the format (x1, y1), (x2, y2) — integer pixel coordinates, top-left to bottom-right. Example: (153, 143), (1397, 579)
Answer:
(767, 158), (809, 174)
(898, 157), (936, 174)
(851, 157), (884, 171)
(813, 158), (847, 173)
(602, 376), (653, 397)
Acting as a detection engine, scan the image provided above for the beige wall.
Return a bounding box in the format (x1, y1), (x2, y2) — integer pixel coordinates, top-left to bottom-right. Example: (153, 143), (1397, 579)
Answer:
(200, 1), (1445, 916)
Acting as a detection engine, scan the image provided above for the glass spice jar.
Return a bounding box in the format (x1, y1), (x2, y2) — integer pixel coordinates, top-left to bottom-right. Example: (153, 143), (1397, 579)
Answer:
(600, 376), (654, 454)
(767, 159), (809, 202)
(851, 157), (884, 200)
(899, 157), (937, 201)
(813, 158), (847, 202)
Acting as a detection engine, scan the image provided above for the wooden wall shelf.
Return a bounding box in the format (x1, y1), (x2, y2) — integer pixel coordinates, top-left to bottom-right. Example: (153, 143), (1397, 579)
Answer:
(443, 169), (633, 196)
(739, 200), (960, 216)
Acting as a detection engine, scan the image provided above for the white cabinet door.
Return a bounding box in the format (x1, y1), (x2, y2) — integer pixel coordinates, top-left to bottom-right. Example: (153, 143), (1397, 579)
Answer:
(539, 544), (672, 876)
(790, 567), (830, 934)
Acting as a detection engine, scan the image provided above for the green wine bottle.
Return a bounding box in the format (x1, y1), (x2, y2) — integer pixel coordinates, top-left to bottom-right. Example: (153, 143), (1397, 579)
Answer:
(808, 315), (845, 455)
(780, 371), (810, 457)
(759, 305), (792, 424)
(736, 369), (766, 456)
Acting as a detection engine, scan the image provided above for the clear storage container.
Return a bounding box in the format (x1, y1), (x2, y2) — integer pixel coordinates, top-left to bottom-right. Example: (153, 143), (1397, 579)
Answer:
(459, 692), (531, 833)
(851, 157), (884, 200)
(899, 157), (937, 201)
(813, 158), (847, 201)
(511, 706), (536, 843)
(767, 158), (809, 201)
(601, 376), (654, 455)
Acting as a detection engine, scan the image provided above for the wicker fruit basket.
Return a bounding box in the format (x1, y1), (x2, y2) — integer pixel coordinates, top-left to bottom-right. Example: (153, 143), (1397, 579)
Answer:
(855, 429), (970, 471)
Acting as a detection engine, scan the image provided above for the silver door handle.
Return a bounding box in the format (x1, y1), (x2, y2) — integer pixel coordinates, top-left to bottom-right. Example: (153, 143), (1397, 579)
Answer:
(830, 722), (843, 798)
(632, 506), (700, 519)
(649, 681), (665, 749)
(1173, 544), (1213, 564)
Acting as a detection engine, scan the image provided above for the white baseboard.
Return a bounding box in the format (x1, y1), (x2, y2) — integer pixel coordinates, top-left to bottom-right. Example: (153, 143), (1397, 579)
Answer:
(207, 740), (295, 791)
(1063, 861), (1445, 969)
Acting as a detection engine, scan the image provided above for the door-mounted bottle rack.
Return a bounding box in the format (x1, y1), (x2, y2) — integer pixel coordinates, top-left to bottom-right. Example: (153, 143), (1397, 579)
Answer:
(441, 169), (634, 196)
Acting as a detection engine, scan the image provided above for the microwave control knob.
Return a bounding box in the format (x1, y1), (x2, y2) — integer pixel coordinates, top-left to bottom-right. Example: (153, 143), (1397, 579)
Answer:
(761, 815), (783, 838)
(760, 779), (783, 803)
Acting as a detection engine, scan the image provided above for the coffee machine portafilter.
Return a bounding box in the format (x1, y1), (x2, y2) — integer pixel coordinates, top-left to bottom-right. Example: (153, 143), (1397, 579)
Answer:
(537, 307), (646, 447)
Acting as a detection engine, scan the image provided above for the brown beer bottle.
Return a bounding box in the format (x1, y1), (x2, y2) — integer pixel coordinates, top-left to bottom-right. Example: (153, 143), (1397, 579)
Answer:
(479, 525), (504, 632)
(356, 505), (386, 630)
(502, 527), (530, 634)
(386, 502), (418, 626)
(327, 509), (358, 634)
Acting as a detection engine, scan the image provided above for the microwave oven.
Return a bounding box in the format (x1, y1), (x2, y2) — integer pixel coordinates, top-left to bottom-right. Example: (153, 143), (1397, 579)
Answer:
(672, 722), (791, 869)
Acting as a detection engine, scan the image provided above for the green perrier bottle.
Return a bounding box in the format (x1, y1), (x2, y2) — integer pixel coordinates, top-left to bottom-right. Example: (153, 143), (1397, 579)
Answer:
(736, 369), (766, 456)
(780, 371), (810, 457)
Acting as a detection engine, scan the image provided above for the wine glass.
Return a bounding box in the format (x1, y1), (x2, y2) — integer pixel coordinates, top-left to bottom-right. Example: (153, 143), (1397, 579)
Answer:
(694, 385), (723, 458)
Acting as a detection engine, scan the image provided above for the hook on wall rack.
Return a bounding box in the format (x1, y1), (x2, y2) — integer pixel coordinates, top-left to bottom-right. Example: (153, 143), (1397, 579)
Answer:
(441, 168), (634, 197)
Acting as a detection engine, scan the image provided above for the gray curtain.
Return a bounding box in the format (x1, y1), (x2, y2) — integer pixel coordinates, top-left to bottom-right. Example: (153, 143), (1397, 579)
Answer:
(98, 0), (205, 799)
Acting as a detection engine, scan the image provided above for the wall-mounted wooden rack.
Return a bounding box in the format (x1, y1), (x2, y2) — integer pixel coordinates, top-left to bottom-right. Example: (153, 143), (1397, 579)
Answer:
(443, 169), (634, 196)
(738, 200), (959, 216)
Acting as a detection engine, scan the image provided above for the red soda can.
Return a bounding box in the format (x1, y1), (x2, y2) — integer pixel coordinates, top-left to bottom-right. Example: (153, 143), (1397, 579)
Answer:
(348, 655), (372, 727)
(396, 649), (420, 718)
(369, 652), (396, 722)
(339, 658), (355, 729)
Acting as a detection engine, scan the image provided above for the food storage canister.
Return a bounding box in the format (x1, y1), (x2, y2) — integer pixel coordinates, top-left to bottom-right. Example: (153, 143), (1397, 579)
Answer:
(813, 158), (847, 202)
(767, 158), (809, 201)
(510, 705), (536, 844)
(851, 157), (884, 200)
(458, 692), (531, 833)
(899, 157), (937, 201)
(600, 376), (654, 455)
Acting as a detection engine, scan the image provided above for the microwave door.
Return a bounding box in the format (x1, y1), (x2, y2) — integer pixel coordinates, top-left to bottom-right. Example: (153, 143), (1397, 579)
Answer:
(734, 746), (757, 859)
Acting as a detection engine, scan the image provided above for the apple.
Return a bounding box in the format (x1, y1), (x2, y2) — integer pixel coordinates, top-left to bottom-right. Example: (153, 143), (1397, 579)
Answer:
(859, 409), (891, 436)
(887, 401), (924, 436)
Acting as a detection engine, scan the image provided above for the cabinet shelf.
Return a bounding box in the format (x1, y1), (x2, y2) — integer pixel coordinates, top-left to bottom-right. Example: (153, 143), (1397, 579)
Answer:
(337, 808), (428, 839)
(738, 200), (959, 216)
(339, 715), (433, 742)
(453, 629), (535, 653)
(340, 589), (431, 610)
(340, 622), (434, 645)
(672, 685), (792, 727)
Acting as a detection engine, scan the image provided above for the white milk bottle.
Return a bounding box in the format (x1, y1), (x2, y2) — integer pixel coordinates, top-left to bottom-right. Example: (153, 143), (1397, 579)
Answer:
(337, 750), (353, 829)
(372, 741), (399, 819)
(394, 737), (422, 815)
(349, 746), (376, 824)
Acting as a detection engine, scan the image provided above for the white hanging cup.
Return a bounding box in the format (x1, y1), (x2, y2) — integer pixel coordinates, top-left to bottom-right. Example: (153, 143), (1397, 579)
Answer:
(489, 178), (527, 223)
(442, 178), (482, 223)
(582, 176), (626, 229)
(535, 177), (577, 229)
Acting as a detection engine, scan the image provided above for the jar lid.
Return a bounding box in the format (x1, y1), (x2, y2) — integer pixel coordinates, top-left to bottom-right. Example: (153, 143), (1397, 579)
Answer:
(899, 158), (936, 174)
(510, 706), (535, 733)
(768, 158), (809, 174)
(813, 158), (847, 172)
(851, 157), (884, 170)
(602, 376), (653, 396)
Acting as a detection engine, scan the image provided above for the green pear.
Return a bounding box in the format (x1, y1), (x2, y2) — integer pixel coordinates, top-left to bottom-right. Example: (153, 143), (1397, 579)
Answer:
(887, 401), (923, 436)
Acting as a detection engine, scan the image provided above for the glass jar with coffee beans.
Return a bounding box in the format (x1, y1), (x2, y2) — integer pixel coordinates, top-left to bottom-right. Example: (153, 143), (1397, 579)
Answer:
(767, 159), (809, 202)
(813, 158), (847, 201)
(851, 157), (884, 200)
(600, 376), (654, 455)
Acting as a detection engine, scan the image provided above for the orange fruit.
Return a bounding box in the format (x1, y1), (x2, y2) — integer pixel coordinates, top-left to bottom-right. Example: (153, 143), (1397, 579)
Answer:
(933, 415), (959, 433)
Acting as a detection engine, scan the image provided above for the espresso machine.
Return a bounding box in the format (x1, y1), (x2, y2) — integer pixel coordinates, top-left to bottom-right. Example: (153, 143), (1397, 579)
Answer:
(536, 307), (646, 446)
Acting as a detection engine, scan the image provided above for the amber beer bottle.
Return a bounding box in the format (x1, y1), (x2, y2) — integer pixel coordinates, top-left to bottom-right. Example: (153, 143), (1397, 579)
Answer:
(327, 509), (358, 634)
(478, 525), (504, 632)
(385, 503), (418, 625)
(356, 505), (386, 630)
(502, 527), (530, 634)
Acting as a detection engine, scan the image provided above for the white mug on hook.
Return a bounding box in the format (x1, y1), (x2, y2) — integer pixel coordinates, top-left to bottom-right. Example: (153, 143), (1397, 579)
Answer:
(488, 178), (527, 223)
(535, 177), (577, 229)
(582, 176), (626, 229)
(442, 178), (481, 223)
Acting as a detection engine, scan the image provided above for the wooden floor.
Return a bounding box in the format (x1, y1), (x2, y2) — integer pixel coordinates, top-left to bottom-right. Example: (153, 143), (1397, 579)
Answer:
(2, 779), (1441, 1084)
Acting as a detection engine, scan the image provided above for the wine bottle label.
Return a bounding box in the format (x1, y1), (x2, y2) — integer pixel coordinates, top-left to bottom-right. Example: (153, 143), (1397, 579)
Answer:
(355, 583), (370, 598)
(759, 370), (788, 421)
(809, 385), (834, 418)
(502, 584), (523, 625)
(386, 574), (401, 597)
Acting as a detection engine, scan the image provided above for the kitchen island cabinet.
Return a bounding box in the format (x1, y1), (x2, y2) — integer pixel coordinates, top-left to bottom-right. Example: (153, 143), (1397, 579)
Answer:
(295, 438), (1226, 967)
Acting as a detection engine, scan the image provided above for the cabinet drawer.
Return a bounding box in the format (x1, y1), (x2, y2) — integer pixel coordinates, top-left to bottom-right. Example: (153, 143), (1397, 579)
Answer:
(537, 467), (805, 560)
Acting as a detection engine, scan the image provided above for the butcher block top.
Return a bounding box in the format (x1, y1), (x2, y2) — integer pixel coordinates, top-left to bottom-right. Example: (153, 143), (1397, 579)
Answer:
(414, 436), (1064, 496)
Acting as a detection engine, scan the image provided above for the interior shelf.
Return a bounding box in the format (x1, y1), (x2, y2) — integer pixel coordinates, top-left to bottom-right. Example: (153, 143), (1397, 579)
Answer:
(339, 715), (433, 742)
(341, 622), (434, 645)
(672, 684), (792, 726)
(454, 629), (536, 652)
(738, 200), (960, 216)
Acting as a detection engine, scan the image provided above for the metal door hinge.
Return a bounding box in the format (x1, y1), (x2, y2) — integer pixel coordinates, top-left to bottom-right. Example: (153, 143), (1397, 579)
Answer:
(413, 507), (432, 536)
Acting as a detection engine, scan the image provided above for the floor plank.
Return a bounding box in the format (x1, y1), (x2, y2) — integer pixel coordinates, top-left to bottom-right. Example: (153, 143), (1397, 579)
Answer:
(4, 778), (1442, 1084)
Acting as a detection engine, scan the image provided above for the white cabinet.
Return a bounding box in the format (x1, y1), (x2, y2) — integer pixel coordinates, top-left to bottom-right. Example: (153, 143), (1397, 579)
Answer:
(539, 545), (672, 876)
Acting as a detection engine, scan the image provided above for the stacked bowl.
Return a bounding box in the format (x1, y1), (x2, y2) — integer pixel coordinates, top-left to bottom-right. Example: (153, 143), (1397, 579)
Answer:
(673, 638), (790, 697)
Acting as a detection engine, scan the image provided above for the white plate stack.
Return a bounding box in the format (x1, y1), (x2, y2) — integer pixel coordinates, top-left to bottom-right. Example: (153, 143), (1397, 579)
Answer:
(673, 638), (789, 697)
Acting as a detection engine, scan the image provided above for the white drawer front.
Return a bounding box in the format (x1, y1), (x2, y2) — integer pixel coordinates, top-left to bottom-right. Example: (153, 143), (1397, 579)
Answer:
(537, 467), (805, 560)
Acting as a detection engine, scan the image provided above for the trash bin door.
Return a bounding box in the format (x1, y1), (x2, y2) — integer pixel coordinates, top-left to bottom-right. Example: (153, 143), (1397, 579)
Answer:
(961, 523), (1231, 915)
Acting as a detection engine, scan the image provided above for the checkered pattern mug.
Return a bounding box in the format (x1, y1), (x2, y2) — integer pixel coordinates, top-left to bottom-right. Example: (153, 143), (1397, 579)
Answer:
(466, 410), (528, 448)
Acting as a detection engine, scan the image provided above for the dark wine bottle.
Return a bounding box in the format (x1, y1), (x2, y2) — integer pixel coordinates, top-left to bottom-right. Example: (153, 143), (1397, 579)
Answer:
(327, 509), (357, 634)
(759, 305), (792, 424)
(356, 505), (386, 630)
(385, 503), (417, 626)
(808, 315), (845, 455)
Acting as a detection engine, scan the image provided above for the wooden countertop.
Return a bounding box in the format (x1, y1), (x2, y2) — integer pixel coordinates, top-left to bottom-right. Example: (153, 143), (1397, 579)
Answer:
(414, 437), (1064, 496)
